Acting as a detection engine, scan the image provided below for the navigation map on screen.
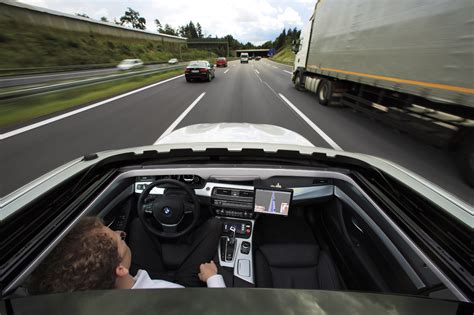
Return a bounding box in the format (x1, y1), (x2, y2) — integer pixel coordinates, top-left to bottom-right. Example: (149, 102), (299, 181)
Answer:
(253, 188), (292, 216)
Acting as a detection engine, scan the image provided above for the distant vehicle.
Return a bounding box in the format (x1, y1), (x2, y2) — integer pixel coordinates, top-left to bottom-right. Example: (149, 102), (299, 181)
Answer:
(249, 56), (254, 60)
(185, 60), (215, 82)
(291, 0), (474, 186)
(240, 53), (249, 64)
(116, 59), (144, 70)
(168, 58), (178, 65)
(255, 56), (262, 61)
(216, 57), (228, 67)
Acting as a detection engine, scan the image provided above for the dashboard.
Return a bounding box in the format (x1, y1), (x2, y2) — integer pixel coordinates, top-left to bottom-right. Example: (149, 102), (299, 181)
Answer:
(134, 175), (335, 220)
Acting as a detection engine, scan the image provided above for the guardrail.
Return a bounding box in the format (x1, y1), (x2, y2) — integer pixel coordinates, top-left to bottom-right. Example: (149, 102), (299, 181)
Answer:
(0, 64), (184, 101)
(0, 61), (175, 77)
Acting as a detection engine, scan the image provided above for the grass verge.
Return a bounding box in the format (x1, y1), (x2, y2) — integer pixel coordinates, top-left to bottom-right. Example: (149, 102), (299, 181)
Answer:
(0, 69), (183, 129)
(270, 46), (295, 66)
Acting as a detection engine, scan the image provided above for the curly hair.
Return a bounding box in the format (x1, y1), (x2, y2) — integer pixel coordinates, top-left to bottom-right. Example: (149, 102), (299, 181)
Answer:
(29, 217), (121, 294)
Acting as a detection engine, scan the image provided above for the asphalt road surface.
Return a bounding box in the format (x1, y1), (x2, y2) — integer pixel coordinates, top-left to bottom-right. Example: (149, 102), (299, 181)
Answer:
(1, 59), (472, 205)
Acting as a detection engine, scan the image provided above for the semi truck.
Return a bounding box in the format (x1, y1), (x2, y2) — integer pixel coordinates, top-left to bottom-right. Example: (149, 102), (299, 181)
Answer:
(291, 0), (474, 186)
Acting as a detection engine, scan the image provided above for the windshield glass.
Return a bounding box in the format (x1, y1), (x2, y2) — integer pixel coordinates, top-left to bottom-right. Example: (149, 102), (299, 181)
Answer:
(188, 61), (207, 67)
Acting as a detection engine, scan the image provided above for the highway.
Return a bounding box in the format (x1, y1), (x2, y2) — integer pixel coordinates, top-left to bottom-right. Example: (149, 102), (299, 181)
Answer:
(0, 63), (185, 88)
(1, 59), (472, 204)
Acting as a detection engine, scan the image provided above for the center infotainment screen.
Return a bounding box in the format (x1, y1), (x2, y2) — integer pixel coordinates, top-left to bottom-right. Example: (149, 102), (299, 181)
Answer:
(253, 188), (293, 216)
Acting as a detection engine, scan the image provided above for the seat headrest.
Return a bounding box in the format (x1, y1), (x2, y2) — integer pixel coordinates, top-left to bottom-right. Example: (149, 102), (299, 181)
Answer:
(258, 244), (320, 268)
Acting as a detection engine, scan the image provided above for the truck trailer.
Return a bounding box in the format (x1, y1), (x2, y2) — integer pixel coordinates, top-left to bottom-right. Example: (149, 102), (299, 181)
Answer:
(292, 0), (474, 186)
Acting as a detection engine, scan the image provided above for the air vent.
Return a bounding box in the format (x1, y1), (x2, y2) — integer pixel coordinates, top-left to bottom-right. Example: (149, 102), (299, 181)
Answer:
(214, 188), (232, 196)
(240, 191), (254, 198)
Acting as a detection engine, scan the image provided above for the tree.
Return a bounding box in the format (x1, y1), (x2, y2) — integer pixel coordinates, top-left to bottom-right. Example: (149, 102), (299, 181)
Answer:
(259, 41), (273, 49)
(155, 19), (163, 32)
(188, 21), (198, 38)
(178, 21), (199, 38)
(100, 16), (108, 22)
(162, 24), (177, 36)
(274, 28), (287, 50)
(196, 22), (203, 38)
(120, 8), (146, 30)
(75, 13), (90, 18)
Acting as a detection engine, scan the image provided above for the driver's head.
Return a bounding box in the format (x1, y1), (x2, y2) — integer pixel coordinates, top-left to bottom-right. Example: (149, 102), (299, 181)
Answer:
(29, 217), (132, 294)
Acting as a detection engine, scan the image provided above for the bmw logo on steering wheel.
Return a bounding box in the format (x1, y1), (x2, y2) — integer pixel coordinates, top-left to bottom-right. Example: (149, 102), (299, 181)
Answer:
(162, 207), (173, 217)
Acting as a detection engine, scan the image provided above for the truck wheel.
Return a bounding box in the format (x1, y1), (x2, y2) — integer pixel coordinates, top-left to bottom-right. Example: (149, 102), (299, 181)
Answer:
(458, 132), (474, 187)
(294, 73), (304, 91)
(317, 79), (332, 105)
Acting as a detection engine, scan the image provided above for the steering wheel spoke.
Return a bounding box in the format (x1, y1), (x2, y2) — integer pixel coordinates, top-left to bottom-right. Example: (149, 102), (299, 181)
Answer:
(162, 224), (178, 233)
(183, 201), (195, 214)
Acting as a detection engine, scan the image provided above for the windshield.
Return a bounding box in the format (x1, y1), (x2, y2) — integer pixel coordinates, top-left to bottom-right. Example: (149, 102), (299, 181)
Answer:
(0, 0), (472, 306)
(119, 60), (136, 64)
(188, 61), (208, 67)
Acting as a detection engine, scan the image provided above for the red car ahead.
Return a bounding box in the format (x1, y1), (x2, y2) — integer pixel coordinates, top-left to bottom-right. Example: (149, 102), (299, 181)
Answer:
(216, 57), (228, 67)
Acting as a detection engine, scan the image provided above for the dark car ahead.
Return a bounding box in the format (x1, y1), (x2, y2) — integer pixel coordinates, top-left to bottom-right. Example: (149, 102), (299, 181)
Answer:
(216, 57), (228, 67)
(185, 61), (215, 82)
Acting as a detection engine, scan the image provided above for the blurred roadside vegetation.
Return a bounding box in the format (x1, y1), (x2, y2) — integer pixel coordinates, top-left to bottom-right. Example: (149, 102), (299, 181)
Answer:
(0, 20), (216, 71)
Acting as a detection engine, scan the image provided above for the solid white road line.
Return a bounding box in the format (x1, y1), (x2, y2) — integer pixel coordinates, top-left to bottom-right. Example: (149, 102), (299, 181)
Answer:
(224, 69), (230, 74)
(0, 74), (185, 141)
(283, 70), (293, 75)
(279, 93), (343, 150)
(255, 70), (260, 74)
(154, 92), (206, 143)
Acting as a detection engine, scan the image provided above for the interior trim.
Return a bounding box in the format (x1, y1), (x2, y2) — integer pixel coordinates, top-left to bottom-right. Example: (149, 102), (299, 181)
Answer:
(335, 187), (426, 290)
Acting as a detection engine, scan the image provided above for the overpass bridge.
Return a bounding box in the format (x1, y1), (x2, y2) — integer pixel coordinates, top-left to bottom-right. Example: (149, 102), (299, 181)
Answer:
(235, 49), (270, 57)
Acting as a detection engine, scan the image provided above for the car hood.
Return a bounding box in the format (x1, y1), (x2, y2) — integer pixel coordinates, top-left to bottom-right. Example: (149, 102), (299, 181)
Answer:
(156, 123), (314, 147)
(6, 288), (467, 315)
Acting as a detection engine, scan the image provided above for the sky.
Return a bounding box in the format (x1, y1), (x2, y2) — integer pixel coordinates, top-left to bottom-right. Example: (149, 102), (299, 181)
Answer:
(18, 0), (315, 45)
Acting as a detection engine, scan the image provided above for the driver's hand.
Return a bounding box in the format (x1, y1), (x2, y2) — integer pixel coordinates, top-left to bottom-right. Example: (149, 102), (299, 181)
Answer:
(198, 260), (218, 282)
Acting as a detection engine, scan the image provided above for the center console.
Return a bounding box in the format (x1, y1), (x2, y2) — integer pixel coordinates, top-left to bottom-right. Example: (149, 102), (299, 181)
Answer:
(212, 187), (256, 284)
(213, 186), (294, 285)
(212, 187), (254, 219)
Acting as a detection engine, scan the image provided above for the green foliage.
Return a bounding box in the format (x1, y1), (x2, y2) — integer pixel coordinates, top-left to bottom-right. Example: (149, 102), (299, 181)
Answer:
(272, 27), (301, 51)
(120, 7), (146, 30)
(0, 21), (214, 69)
(0, 33), (10, 43)
(75, 13), (90, 18)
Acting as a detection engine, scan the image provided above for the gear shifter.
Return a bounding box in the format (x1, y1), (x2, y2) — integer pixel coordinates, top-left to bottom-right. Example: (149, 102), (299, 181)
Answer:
(222, 226), (236, 261)
(228, 226), (236, 246)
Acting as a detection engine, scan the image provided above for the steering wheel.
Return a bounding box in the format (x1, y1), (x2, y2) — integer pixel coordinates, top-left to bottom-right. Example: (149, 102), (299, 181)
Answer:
(137, 179), (200, 239)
